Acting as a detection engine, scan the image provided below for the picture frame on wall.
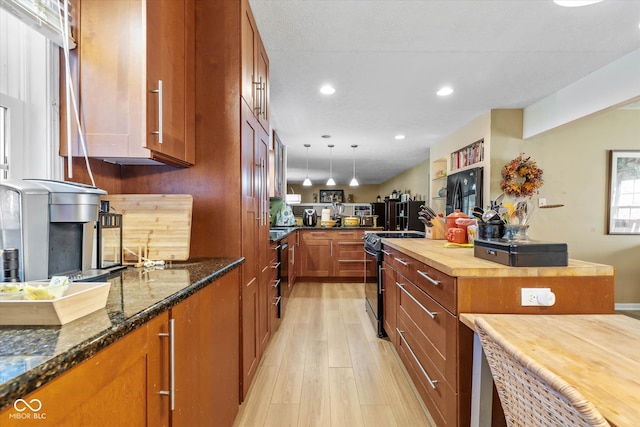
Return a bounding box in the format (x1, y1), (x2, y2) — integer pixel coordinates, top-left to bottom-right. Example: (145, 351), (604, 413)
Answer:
(607, 150), (640, 234)
(319, 189), (344, 203)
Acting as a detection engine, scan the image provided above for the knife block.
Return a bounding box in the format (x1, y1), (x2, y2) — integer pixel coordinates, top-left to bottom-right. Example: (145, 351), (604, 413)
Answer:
(425, 218), (446, 239)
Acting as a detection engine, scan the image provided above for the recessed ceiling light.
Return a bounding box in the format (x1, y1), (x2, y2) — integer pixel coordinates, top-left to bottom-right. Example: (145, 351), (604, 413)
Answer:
(394, 135), (405, 140)
(321, 134), (332, 139)
(320, 85), (336, 95)
(437, 86), (454, 96)
(553, 0), (603, 7)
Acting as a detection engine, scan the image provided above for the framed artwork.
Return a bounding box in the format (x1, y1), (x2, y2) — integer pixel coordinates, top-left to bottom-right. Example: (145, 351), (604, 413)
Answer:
(607, 150), (640, 234)
(319, 189), (344, 203)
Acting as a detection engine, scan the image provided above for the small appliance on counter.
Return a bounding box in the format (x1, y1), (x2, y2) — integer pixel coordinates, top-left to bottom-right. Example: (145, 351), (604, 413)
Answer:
(302, 209), (317, 227)
(0, 179), (109, 281)
(474, 238), (568, 267)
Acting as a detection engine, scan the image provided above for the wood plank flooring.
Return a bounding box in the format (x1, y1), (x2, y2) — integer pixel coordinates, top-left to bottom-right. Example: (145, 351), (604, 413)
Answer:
(233, 282), (436, 427)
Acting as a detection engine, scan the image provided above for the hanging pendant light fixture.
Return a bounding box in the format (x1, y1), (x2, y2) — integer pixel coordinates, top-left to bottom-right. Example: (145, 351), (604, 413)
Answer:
(302, 144), (312, 186)
(349, 144), (359, 186)
(326, 144), (336, 186)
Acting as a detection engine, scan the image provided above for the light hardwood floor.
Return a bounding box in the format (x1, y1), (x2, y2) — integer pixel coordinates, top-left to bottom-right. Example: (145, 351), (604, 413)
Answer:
(233, 282), (436, 427)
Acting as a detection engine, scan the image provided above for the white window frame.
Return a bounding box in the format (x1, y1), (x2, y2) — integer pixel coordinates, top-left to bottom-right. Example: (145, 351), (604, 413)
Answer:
(0, 7), (63, 181)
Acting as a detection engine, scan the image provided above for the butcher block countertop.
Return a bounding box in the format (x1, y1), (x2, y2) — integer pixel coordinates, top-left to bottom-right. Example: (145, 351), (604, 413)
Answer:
(460, 313), (640, 427)
(381, 238), (614, 278)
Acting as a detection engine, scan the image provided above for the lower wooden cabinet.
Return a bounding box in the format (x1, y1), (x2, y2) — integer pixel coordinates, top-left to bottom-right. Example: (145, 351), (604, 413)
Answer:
(170, 269), (240, 427)
(0, 321), (150, 427)
(0, 271), (240, 427)
(298, 229), (373, 279)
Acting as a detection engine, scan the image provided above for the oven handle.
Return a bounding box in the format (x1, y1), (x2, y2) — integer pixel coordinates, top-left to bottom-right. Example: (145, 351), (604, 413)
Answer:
(363, 247), (378, 258)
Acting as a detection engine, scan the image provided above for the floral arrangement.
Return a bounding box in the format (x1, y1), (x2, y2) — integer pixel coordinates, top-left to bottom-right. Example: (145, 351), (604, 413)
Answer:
(500, 154), (543, 198)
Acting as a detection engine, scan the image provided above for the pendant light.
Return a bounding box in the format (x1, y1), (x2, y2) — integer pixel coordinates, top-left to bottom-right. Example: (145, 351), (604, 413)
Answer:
(326, 144), (335, 186)
(349, 144), (359, 186)
(302, 144), (312, 186)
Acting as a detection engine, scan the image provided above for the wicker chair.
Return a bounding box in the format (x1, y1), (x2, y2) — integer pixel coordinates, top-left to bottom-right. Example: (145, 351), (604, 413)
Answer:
(474, 317), (610, 427)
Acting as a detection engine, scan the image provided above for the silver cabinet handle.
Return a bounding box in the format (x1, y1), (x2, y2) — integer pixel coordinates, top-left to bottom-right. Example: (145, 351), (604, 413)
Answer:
(273, 296), (281, 306)
(417, 270), (440, 286)
(151, 80), (163, 144)
(381, 250), (391, 256)
(397, 282), (437, 319)
(253, 78), (262, 114)
(394, 257), (409, 266)
(158, 318), (175, 410)
(397, 328), (438, 390)
(272, 279), (281, 288)
(271, 262), (281, 269)
(330, 240), (333, 256)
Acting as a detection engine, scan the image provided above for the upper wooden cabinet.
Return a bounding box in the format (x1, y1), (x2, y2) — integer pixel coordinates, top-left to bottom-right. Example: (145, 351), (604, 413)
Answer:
(241, 0), (270, 131)
(60, 0), (195, 167)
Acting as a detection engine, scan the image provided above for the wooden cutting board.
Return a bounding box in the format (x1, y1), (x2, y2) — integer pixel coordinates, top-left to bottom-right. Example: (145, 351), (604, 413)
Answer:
(103, 194), (193, 262)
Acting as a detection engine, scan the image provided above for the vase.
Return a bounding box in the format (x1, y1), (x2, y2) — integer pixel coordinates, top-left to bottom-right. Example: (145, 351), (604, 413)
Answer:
(502, 224), (529, 241)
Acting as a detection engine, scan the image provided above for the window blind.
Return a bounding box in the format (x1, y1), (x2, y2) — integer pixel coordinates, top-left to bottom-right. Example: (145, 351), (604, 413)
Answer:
(0, 0), (75, 48)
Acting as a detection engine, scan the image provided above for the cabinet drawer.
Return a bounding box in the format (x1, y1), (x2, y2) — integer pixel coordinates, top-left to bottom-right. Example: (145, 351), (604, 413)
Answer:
(334, 230), (363, 240)
(382, 246), (414, 282)
(413, 261), (457, 314)
(301, 230), (332, 240)
(396, 314), (456, 427)
(396, 275), (457, 384)
(335, 240), (365, 258)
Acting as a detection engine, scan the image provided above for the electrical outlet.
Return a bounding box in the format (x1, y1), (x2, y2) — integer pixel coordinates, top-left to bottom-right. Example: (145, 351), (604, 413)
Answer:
(521, 288), (556, 306)
(538, 198), (547, 207)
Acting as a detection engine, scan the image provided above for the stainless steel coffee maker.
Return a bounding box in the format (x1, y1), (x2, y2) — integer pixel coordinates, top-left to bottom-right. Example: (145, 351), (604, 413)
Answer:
(0, 179), (106, 281)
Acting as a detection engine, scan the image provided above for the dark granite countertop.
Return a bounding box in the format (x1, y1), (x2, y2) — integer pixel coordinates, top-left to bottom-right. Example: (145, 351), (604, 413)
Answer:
(269, 226), (383, 241)
(0, 257), (243, 411)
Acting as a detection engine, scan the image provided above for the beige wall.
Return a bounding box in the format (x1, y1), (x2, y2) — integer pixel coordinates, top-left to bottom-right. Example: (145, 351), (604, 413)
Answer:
(518, 108), (640, 304)
(379, 158), (431, 203)
(288, 184), (382, 204)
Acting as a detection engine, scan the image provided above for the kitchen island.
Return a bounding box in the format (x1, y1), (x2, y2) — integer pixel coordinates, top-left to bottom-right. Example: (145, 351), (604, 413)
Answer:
(0, 258), (243, 426)
(379, 238), (614, 427)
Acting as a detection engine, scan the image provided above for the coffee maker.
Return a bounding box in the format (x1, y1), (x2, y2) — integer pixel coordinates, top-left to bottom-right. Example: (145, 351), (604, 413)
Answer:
(0, 179), (106, 282)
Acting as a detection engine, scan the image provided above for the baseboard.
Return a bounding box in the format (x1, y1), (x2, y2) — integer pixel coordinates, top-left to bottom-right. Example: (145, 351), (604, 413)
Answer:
(614, 303), (640, 311)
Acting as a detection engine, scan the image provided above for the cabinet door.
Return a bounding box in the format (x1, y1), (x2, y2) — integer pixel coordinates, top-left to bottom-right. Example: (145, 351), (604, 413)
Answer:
(0, 324), (149, 427)
(61, 0), (194, 166)
(241, 0), (257, 113)
(382, 261), (397, 345)
(171, 284), (216, 426)
(147, 312), (171, 427)
(299, 237), (333, 277)
(146, 0), (195, 165)
(241, 102), (260, 398)
(256, 35), (270, 131)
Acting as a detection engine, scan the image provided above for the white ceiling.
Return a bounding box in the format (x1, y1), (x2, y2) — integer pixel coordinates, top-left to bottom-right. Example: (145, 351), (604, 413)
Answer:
(249, 0), (640, 186)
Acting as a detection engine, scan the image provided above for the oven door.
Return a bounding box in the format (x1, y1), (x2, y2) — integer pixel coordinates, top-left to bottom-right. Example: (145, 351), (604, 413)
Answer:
(363, 245), (383, 335)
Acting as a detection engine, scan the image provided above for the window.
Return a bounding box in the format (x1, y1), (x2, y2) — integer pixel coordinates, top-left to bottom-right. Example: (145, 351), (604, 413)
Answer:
(0, 7), (63, 181)
(0, 106), (7, 179)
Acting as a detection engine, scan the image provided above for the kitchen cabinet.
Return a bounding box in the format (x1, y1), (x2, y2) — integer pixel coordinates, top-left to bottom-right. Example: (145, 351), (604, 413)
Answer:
(241, 98), (270, 398)
(298, 229), (375, 279)
(333, 230), (370, 278)
(299, 230), (334, 277)
(288, 232), (297, 289)
(0, 270), (241, 427)
(0, 320), (151, 427)
(381, 239), (615, 427)
(241, 0), (270, 131)
(60, 0), (195, 167)
(395, 200), (426, 231)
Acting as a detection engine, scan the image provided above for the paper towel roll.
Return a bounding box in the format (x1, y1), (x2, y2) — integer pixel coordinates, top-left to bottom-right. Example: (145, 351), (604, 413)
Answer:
(321, 209), (331, 222)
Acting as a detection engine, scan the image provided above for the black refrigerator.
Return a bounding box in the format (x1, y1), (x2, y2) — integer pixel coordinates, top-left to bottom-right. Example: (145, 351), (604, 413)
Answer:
(446, 167), (483, 217)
